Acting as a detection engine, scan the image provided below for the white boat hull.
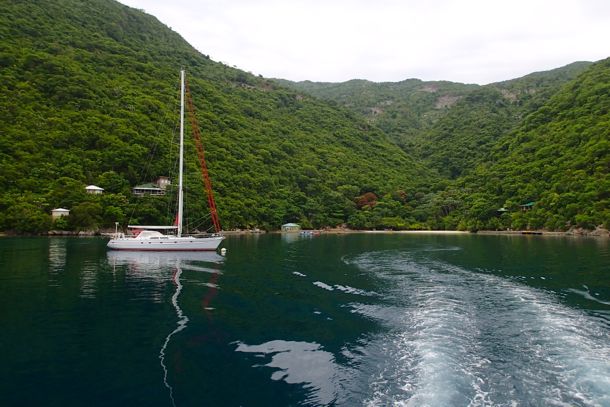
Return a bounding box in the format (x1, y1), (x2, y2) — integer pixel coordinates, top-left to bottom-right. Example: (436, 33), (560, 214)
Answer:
(107, 235), (224, 251)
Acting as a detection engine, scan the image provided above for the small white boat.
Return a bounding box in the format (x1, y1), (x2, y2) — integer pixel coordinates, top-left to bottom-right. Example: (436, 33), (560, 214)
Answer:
(107, 230), (224, 251)
(107, 70), (224, 252)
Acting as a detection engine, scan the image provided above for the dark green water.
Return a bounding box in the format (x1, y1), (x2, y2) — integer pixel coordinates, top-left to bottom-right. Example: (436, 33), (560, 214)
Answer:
(1, 234), (609, 406)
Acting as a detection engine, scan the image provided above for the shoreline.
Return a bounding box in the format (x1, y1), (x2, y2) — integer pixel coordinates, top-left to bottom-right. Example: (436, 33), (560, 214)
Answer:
(310, 228), (609, 238)
(273, 228), (609, 238)
(475, 228), (609, 238)
(1, 228), (608, 239)
(328, 229), (469, 235)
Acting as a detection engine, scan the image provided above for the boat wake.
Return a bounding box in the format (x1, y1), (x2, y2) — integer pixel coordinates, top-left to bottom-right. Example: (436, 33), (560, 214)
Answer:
(342, 250), (610, 406)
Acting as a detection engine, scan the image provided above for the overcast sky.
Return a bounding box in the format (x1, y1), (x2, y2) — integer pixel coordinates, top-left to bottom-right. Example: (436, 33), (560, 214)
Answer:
(118, 0), (610, 84)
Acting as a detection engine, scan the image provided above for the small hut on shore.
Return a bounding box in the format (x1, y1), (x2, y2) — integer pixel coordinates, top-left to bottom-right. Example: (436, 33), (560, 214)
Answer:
(281, 223), (301, 232)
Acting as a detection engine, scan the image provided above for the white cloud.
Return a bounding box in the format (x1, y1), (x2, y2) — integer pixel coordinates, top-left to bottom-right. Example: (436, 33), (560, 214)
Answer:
(119, 0), (610, 84)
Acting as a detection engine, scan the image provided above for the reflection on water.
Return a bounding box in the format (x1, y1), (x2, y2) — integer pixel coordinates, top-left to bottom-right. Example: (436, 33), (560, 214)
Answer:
(106, 250), (225, 269)
(106, 250), (225, 406)
(281, 233), (300, 244)
(79, 262), (99, 299)
(47, 238), (66, 288)
(235, 340), (342, 405)
(567, 286), (610, 305)
(107, 251), (224, 303)
(48, 238), (67, 272)
(159, 266), (187, 407)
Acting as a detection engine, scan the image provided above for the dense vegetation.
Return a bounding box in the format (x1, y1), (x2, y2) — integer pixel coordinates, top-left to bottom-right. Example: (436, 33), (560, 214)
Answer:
(281, 61), (609, 232)
(274, 78), (478, 153)
(0, 0), (608, 234)
(279, 62), (592, 179)
(0, 0), (431, 233)
(455, 59), (610, 231)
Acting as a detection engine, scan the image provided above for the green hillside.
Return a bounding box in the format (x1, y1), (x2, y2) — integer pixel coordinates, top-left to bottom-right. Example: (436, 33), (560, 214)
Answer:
(279, 63), (592, 179)
(279, 60), (608, 232)
(0, 0), (431, 233)
(415, 62), (593, 178)
(275, 78), (478, 152)
(0, 0), (607, 234)
(453, 58), (610, 231)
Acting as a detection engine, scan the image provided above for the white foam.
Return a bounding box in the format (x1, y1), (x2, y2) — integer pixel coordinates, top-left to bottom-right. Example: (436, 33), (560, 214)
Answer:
(313, 281), (334, 291)
(334, 284), (378, 297)
(347, 250), (610, 406)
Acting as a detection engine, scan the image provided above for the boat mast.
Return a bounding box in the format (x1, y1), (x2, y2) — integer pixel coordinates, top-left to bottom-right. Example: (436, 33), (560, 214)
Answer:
(177, 70), (185, 237)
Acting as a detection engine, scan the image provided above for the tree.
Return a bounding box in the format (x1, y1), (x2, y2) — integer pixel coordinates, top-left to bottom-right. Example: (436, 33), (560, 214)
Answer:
(2, 195), (52, 234)
(69, 202), (103, 230)
(47, 177), (87, 209)
(97, 171), (130, 194)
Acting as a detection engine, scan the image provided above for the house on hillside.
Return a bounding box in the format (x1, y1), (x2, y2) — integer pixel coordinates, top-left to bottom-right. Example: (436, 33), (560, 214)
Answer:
(51, 208), (70, 219)
(132, 177), (171, 196)
(520, 202), (535, 211)
(85, 185), (104, 194)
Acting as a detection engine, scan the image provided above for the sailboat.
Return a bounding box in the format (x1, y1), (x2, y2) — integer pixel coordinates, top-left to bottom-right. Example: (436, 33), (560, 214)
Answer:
(107, 70), (224, 252)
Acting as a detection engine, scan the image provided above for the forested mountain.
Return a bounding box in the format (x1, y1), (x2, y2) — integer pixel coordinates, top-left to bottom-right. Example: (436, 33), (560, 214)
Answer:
(415, 62), (593, 178)
(279, 60), (609, 232)
(274, 78), (478, 152)
(392, 58), (609, 232)
(456, 58), (610, 231)
(0, 0), (431, 233)
(0, 0), (608, 234)
(279, 62), (592, 178)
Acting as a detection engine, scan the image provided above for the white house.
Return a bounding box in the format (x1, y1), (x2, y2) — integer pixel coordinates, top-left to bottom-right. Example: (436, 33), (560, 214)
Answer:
(132, 183), (165, 196)
(51, 208), (70, 220)
(85, 185), (104, 194)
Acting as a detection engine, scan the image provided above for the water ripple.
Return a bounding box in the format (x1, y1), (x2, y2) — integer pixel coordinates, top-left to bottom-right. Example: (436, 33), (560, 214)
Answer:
(345, 250), (610, 406)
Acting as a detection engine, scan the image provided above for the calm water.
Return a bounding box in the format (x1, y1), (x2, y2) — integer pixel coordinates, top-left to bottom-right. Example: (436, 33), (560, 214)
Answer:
(1, 233), (609, 406)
